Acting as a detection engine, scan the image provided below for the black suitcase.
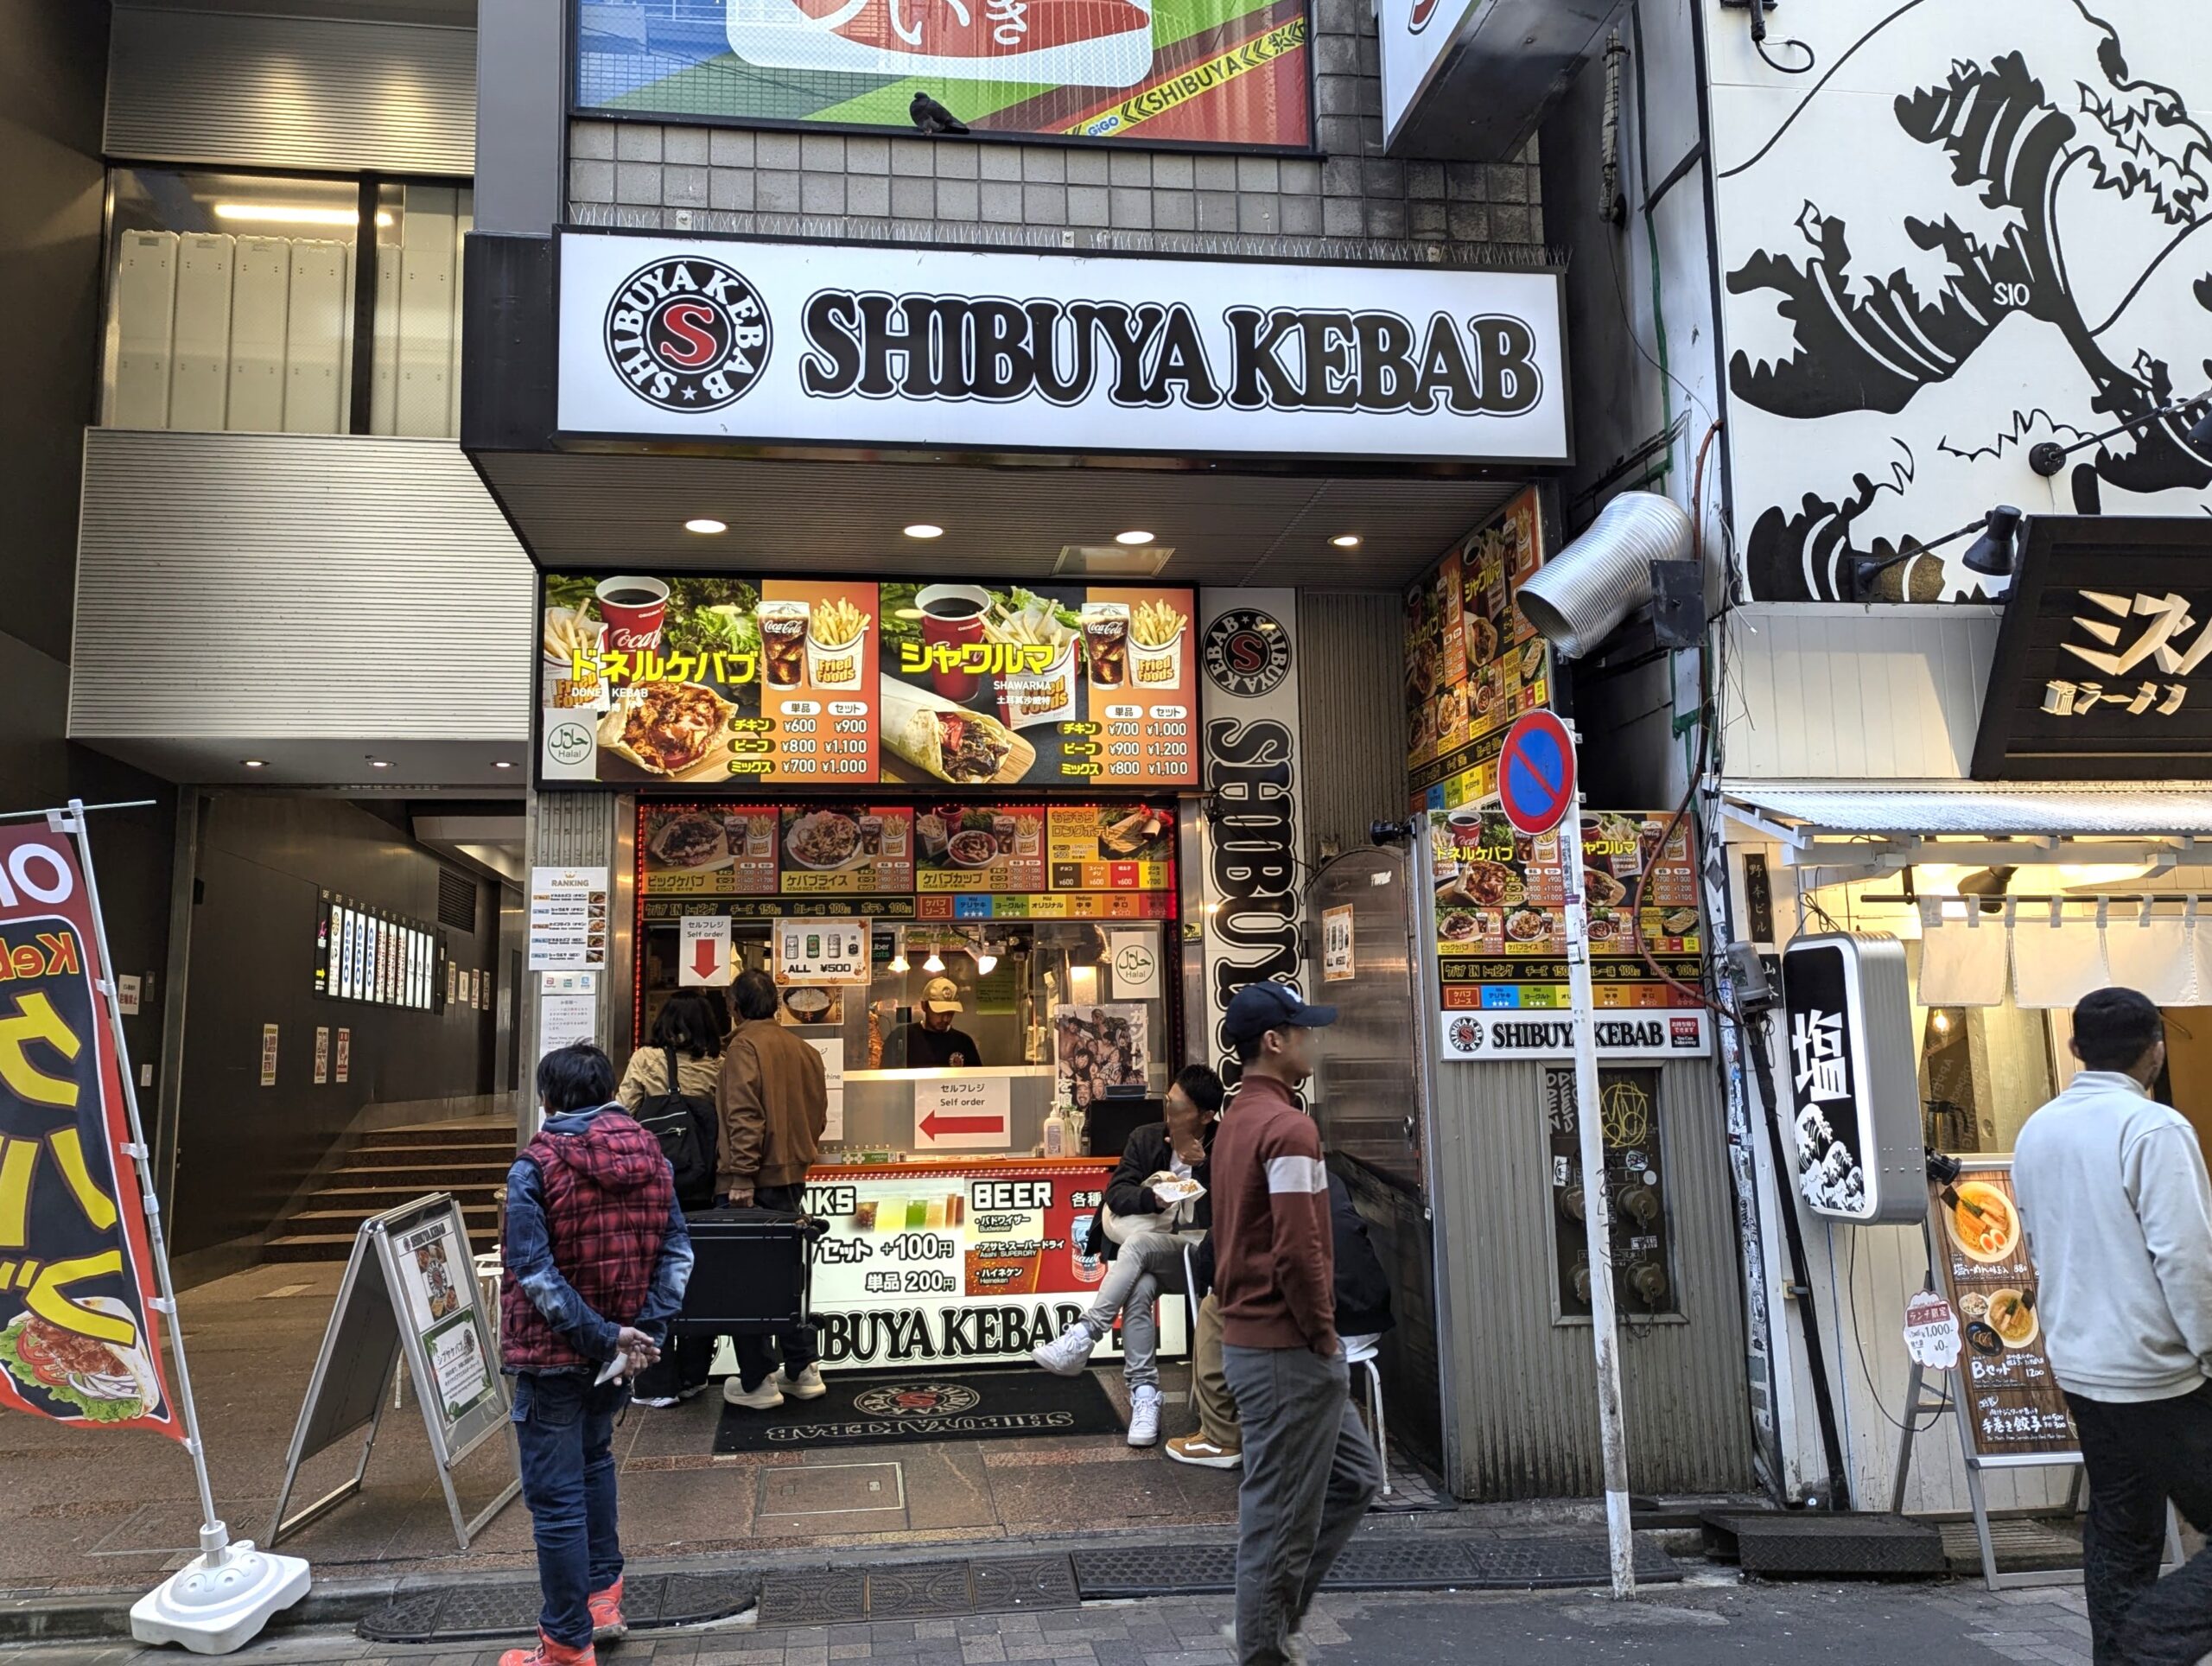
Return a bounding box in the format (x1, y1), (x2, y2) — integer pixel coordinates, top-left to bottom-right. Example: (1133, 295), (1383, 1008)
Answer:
(675, 1206), (824, 1336)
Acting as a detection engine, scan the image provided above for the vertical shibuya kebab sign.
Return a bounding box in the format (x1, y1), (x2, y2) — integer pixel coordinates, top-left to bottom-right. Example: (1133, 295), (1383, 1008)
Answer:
(559, 232), (1568, 462)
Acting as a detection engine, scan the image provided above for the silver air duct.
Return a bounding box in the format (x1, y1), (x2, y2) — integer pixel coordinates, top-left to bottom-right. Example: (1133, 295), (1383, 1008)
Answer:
(1516, 491), (1694, 660)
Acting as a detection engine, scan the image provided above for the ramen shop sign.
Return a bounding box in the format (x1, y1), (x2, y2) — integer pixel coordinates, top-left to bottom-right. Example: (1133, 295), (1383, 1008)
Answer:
(559, 232), (1569, 463)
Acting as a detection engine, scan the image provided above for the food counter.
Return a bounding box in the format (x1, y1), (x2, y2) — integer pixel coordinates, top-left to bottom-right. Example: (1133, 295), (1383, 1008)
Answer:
(795, 1156), (1188, 1365)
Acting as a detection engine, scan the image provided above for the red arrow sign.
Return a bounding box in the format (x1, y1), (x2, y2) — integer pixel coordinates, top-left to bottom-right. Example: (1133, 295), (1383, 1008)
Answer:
(920, 1110), (1005, 1139)
(692, 937), (721, 980)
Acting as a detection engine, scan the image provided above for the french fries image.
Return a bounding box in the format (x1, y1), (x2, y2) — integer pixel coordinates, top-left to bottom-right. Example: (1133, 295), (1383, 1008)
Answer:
(543, 604), (600, 663)
(1130, 599), (1186, 650)
(808, 595), (871, 649)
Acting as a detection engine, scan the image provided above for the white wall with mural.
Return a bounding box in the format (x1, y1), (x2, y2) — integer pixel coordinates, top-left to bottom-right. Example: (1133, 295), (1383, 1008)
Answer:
(1707, 0), (2212, 601)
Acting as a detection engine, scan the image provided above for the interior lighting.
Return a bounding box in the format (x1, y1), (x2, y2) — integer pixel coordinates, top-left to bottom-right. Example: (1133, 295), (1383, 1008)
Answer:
(212, 203), (391, 227)
(904, 524), (944, 539)
(974, 947), (999, 975)
(368, 759), (392, 769)
(888, 946), (911, 974)
(923, 949), (946, 974)
(241, 760), (266, 768)
(492, 760), (515, 769)
(2058, 862), (2158, 889)
(684, 518), (727, 535)
(1114, 530), (1155, 545)
(1331, 534), (1363, 548)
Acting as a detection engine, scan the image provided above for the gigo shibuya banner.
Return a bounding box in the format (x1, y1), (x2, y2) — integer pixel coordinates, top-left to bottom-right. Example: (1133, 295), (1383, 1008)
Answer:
(574, 0), (1311, 149)
(557, 232), (1571, 464)
(0, 823), (180, 1440)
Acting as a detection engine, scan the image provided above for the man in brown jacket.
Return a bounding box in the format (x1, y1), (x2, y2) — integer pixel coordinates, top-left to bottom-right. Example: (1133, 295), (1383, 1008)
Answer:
(716, 969), (829, 1410)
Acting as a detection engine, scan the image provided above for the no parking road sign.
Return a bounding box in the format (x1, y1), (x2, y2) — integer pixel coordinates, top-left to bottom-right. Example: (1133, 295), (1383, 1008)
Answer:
(1497, 711), (1577, 836)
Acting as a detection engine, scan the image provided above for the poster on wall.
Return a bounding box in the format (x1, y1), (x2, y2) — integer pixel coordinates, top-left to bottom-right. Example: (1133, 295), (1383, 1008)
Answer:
(542, 571), (1201, 792)
(572, 0), (1313, 149)
(1054, 1002), (1151, 1104)
(528, 866), (610, 970)
(798, 1161), (1180, 1366)
(391, 1210), (499, 1431)
(1407, 487), (1550, 808)
(1706, 1), (2212, 602)
(1927, 1161), (2075, 1461)
(1432, 809), (1711, 1060)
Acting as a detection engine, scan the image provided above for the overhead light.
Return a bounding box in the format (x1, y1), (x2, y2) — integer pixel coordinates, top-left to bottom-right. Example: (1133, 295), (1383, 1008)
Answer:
(1960, 505), (2024, 577)
(888, 948), (911, 974)
(1114, 530), (1155, 546)
(684, 518), (727, 535)
(241, 759), (266, 768)
(2059, 862), (2158, 889)
(1331, 534), (1363, 549)
(904, 523), (944, 539)
(974, 950), (998, 975)
(1053, 543), (1172, 577)
(492, 760), (515, 769)
(923, 950), (946, 974)
(212, 203), (392, 227)
(368, 759), (392, 769)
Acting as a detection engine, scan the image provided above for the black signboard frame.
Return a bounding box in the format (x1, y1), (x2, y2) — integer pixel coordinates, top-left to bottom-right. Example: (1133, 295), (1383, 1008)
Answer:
(1971, 516), (2212, 781)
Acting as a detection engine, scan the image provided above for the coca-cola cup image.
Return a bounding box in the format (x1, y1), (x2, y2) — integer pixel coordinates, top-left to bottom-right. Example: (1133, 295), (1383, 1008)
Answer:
(758, 600), (811, 689)
(594, 576), (671, 657)
(917, 583), (991, 702)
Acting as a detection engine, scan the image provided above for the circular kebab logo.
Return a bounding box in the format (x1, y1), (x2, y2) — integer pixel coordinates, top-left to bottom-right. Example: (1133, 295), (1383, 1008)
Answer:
(854, 1381), (982, 1418)
(1202, 609), (1294, 698)
(604, 258), (771, 412)
(1446, 1014), (1484, 1054)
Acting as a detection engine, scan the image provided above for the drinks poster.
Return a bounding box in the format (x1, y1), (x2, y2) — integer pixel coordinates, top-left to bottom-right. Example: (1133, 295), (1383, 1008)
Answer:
(1927, 1161), (2075, 1461)
(542, 574), (1197, 791)
(1406, 488), (1552, 806)
(1433, 809), (1703, 1011)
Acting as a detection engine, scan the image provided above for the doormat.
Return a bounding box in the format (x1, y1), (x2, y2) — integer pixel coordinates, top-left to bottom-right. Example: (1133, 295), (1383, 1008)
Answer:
(714, 1366), (1122, 1453)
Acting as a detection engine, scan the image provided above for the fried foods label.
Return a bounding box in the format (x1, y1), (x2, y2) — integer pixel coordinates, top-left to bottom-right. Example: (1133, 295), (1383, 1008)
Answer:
(0, 828), (181, 1441)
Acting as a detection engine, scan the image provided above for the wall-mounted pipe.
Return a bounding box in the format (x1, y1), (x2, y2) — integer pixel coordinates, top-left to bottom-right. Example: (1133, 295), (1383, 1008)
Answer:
(1516, 490), (1693, 660)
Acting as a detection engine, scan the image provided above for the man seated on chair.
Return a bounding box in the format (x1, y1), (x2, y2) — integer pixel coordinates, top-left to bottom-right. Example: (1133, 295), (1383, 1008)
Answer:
(1167, 1169), (1394, 1471)
(1033, 1065), (1224, 1447)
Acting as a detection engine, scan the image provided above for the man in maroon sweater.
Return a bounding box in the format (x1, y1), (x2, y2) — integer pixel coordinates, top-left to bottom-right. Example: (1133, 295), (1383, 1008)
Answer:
(1210, 982), (1381, 1665)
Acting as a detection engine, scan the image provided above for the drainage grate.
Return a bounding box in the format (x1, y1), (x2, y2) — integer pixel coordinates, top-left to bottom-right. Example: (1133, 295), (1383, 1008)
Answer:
(1939, 1517), (2085, 1575)
(1702, 1511), (1949, 1578)
(1071, 1536), (1681, 1599)
(358, 1571), (758, 1644)
(756, 1555), (1082, 1626)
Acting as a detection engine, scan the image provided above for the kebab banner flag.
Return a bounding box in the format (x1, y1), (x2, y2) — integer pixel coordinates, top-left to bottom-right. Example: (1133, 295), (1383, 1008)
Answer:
(0, 823), (180, 1440)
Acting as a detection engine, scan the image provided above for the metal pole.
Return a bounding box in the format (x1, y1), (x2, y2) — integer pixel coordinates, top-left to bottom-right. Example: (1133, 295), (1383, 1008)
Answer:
(1561, 782), (1635, 1598)
(53, 800), (227, 1560)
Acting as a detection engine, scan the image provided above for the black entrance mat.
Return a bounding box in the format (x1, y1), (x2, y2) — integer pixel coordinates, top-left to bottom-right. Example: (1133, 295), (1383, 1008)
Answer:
(714, 1366), (1122, 1453)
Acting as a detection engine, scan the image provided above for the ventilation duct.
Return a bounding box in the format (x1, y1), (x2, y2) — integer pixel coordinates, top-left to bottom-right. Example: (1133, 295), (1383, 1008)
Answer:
(1516, 491), (1694, 660)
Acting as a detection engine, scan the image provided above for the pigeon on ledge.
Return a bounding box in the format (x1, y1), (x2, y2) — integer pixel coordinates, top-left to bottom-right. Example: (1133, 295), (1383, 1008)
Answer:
(910, 91), (969, 134)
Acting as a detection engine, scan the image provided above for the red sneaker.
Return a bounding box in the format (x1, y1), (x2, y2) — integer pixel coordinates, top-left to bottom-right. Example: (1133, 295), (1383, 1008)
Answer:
(588, 1575), (628, 1642)
(498, 1631), (596, 1666)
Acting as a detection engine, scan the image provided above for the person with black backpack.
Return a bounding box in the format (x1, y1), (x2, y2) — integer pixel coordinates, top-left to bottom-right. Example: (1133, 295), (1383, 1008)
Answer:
(615, 991), (722, 1408)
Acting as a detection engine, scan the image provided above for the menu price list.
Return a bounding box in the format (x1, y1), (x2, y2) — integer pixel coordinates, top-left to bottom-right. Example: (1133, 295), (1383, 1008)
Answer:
(1928, 1165), (2075, 1460)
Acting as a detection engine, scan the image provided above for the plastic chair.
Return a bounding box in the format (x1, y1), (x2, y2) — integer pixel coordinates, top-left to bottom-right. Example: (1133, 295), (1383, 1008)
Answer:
(1344, 1335), (1391, 1498)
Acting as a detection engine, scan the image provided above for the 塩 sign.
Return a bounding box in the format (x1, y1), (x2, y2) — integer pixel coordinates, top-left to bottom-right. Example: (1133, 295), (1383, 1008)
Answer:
(1779, 934), (1925, 1224)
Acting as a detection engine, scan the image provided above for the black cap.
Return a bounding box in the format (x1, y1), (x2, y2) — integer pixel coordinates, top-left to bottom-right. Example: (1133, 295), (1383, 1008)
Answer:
(1222, 981), (1338, 1046)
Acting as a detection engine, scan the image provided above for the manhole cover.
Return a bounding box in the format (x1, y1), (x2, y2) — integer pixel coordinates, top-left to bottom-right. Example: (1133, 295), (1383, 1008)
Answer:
(358, 1571), (758, 1643)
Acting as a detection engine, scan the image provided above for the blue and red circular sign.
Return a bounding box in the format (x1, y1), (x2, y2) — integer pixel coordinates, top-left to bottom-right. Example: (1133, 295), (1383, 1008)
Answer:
(1497, 711), (1577, 836)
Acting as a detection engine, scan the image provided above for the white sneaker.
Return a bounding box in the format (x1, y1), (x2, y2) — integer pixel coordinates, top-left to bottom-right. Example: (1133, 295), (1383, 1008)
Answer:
(632, 1394), (678, 1409)
(1032, 1325), (1097, 1377)
(723, 1375), (785, 1410)
(1127, 1385), (1161, 1447)
(776, 1364), (827, 1400)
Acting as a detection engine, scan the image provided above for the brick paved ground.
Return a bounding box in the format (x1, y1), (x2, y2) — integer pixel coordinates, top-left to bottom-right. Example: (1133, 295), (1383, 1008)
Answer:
(0, 1580), (2101, 1666)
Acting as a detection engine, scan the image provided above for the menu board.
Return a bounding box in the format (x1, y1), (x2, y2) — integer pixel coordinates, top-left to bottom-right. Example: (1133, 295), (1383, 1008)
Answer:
(798, 1160), (1184, 1366)
(541, 573), (1198, 791)
(1928, 1161), (2075, 1461)
(641, 801), (1173, 914)
(1406, 488), (1553, 808)
(1433, 810), (1703, 1010)
(314, 891), (441, 1009)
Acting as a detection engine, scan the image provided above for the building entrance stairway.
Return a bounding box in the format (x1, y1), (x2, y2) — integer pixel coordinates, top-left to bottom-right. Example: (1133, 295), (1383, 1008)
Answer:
(264, 1116), (512, 1262)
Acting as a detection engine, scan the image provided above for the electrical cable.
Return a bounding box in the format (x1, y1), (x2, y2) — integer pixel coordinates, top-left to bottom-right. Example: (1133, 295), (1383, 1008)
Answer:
(1844, 1229), (1948, 1436)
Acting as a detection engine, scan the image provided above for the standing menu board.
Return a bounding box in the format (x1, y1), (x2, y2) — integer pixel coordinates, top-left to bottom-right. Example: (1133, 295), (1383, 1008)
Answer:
(1928, 1160), (2075, 1462)
(1407, 488), (1552, 809)
(540, 574), (1198, 792)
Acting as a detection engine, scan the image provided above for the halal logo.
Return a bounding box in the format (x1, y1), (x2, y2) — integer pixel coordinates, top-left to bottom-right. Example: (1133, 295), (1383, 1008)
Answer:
(1202, 609), (1293, 698)
(854, 1381), (982, 1418)
(546, 721), (594, 766)
(1113, 943), (1155, 985)
(605, 258), (770, 412)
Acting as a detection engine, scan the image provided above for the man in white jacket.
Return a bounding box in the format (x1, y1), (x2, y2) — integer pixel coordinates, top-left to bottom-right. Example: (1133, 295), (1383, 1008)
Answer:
(2014, 986), (2212, 1666)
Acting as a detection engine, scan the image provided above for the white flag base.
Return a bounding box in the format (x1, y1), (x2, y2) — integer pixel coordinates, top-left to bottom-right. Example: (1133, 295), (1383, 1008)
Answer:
(130, 1523), (310, 1655)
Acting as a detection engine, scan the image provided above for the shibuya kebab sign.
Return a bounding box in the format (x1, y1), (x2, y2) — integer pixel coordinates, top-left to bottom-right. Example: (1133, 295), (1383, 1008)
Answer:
(557, 232), (1569, 461)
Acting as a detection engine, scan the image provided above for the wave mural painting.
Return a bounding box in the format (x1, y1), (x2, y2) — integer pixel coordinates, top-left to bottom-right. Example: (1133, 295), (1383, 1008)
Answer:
(1709, 0), (2212, 601)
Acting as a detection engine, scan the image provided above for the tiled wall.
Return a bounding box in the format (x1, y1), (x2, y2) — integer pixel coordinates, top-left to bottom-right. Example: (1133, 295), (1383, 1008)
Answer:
(568, 0), (1542, 262)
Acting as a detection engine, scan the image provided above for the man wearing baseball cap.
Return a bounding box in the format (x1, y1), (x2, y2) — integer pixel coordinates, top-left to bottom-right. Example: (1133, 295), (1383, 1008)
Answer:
(889, 975), (985, 1070)
(1210, 980), (1380, 1665)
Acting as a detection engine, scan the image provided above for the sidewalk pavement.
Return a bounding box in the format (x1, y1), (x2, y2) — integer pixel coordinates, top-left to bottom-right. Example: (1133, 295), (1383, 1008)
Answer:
(0, 1579), (2099, 1666)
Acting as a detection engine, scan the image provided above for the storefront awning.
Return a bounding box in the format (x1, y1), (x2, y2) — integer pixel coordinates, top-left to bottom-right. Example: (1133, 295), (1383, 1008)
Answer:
(1717, 779), (2212, 867)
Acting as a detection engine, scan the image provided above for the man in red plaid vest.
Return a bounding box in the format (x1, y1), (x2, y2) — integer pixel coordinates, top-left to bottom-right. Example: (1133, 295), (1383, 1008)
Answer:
(499, 1044), (693, 1666)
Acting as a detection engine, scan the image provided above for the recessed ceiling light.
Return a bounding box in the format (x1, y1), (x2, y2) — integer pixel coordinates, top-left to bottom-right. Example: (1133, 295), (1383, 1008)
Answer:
(1114, 530), (1155, 545)
(492, 760), (515, 769)
(904, 523), (944, 539)
(684, 518), (728, 535)
(241, 759), (266, 768)
(368, 759), (392, 769)
(1331, 533), (1363, 548)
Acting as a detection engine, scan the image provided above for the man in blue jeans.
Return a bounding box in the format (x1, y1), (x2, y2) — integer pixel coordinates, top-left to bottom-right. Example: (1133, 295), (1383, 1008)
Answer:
(499, 1043), (694, 1666)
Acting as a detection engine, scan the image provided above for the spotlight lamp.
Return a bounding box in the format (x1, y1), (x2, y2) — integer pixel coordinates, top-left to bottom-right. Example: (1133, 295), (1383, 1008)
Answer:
(1843, 505), (2023, 601)
(2029, 385), (2212, 476)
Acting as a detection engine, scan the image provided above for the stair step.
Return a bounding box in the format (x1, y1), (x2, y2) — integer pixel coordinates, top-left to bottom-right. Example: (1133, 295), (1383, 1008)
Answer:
(265, 1227), (494, 1262)
(310, 1184), (504, 1205)
(362, 1122), (510, 1148)
(332, 1162), (516, 1186)
(291, 1203), (499, 1225)
(352, 1141), (518, 1162)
